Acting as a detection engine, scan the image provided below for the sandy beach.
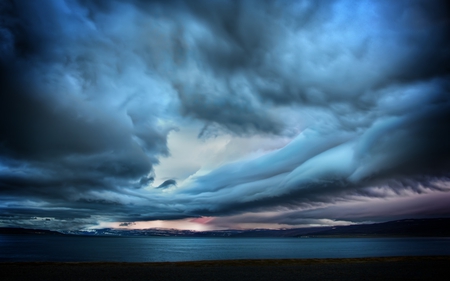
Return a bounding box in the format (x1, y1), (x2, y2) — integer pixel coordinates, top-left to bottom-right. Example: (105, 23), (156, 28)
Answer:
(2, 256), (449, 281)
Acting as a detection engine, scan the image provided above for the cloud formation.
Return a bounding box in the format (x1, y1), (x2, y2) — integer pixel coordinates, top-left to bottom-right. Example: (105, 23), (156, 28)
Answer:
(0, 0), (449, 230)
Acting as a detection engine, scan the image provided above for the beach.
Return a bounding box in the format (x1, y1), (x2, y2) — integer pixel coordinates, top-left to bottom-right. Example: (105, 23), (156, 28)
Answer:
(2, 256), (449, 281)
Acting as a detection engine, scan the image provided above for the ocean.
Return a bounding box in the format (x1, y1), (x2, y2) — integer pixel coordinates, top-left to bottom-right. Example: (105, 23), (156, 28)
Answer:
(1, 235), (449, 262)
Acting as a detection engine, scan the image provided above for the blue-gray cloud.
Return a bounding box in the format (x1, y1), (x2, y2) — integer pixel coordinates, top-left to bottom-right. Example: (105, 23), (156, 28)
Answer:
(0, 0), (449, 230)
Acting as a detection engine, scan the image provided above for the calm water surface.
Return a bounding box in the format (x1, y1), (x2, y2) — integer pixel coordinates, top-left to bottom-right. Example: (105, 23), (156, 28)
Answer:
(1, 235), (449, 262)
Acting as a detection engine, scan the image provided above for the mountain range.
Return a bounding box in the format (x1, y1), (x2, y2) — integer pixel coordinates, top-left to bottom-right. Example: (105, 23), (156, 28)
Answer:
(1, 218), (449, 238)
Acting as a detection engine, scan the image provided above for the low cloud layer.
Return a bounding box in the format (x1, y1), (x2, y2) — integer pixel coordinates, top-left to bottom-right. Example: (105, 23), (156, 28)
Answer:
(0, 0), (449, 230)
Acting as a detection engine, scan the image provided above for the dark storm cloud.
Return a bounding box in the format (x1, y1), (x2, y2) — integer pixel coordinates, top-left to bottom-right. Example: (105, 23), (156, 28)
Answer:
(157, 179), (176, 189)
(171, 0), (450, 217)
(0, 0), (449, 230)
(0, 0), (173, 224)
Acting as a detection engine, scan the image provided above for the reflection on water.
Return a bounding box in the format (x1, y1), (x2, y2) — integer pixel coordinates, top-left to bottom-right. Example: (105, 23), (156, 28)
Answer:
(1, 235), (449, 262)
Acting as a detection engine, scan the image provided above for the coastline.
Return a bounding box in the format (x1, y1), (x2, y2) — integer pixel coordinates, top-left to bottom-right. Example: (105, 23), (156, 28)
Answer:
(2, 256), (449, 281)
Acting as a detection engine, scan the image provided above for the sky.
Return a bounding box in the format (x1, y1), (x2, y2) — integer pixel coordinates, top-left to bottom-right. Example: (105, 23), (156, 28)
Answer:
(0, 0), (449, 231)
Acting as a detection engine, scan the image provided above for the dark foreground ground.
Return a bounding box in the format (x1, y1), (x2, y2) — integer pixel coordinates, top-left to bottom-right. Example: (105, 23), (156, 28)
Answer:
(2, 256), (449, 281)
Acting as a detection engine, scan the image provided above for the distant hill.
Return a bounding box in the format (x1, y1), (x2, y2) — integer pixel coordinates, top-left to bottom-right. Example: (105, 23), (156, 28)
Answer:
(295, 218), (450, 238)
(0, 227), (64, 235)
(1, 218), (449, 237)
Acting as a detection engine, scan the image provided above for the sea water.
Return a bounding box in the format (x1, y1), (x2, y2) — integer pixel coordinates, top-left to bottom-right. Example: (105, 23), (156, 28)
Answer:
(1, 235), (449, 262)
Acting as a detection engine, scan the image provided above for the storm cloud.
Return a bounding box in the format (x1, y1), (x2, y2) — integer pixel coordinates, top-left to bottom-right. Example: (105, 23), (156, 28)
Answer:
(0, 0), (449, 230)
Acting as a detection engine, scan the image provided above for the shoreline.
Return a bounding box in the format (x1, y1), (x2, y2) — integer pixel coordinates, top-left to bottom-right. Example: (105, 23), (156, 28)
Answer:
(2, 255), (450, 265)
(2, 256), (449, 281)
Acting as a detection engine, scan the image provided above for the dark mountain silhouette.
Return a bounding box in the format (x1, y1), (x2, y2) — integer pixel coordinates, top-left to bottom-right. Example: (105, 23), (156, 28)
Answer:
(296, 218), (450, 237)
(0, 227), (64, 235)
